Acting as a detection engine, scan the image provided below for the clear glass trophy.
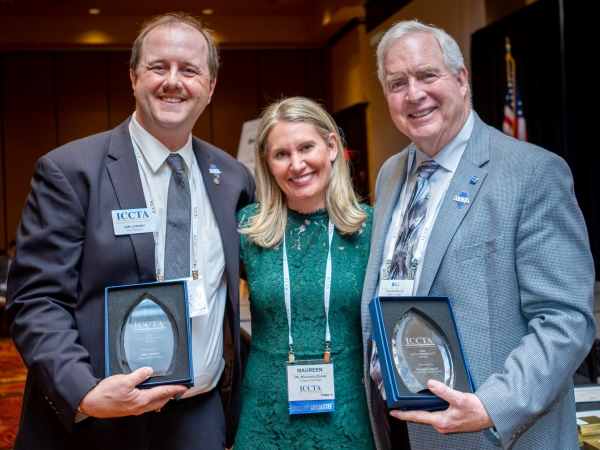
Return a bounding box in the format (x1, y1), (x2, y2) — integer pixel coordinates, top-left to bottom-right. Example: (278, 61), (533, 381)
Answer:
(392, 309), (454, 393)
(121, 295), (176, 376)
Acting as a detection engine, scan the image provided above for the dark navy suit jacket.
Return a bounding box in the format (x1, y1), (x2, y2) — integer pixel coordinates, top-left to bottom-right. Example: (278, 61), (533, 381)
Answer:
(7, 118), (255, 449)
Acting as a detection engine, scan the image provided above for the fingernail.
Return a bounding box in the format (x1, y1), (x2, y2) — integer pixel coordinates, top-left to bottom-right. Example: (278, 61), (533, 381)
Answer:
(144, 367), (153, 377)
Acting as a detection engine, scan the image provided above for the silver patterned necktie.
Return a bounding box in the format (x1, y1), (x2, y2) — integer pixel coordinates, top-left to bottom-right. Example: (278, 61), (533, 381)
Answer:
(164, 154), (191, 280)
(388, 160), (440, 280)
(370, 159), (439, 400)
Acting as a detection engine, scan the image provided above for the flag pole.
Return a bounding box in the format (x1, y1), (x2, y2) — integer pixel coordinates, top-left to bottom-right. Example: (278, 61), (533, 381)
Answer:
(505, 37), (517, 137)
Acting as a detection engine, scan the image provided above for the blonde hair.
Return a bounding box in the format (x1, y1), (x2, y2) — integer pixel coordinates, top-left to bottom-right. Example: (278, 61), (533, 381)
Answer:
(240, 97), (367, 248)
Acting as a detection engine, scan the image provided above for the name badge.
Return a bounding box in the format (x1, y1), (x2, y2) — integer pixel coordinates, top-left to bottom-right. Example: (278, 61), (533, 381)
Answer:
(187, 277), (209, 318)
(112, 208), (155, 236)
(378, 279), (414, 297)
(286, 360), (335, 415)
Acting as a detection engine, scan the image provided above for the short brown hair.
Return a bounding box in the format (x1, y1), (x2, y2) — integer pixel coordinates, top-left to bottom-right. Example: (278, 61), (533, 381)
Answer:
(130, 12), (220, 83)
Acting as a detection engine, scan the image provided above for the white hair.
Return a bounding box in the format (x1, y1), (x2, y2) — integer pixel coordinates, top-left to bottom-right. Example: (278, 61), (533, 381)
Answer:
(376, 20), (466, 88)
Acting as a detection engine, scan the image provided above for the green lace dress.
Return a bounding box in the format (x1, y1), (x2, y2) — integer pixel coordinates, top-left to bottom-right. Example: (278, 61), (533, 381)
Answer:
(234, 203), (376, 449)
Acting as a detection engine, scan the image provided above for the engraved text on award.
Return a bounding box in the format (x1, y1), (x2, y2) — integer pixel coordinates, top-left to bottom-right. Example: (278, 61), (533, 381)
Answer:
(122, 297), (175, 376)
(392, 309), (454, 393)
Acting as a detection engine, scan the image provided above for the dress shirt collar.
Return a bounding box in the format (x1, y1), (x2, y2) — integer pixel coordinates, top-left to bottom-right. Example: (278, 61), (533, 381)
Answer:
(129, 112), (193, 173)
(411, 110), (475, 175)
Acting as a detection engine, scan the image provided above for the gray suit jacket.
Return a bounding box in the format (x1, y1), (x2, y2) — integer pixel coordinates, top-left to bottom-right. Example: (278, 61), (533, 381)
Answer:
(362, 113), (595, 450)
(7, 118), (255, 449)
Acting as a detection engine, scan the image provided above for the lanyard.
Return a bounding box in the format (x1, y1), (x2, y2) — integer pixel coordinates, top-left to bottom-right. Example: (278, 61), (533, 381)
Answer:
(283, 219), (334, 363)
(131, 137), (200, 281)
(384, 145), (451, 282)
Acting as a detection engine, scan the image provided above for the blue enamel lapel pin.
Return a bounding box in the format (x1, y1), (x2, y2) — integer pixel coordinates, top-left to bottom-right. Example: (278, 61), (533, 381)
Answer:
(209, 164), (221, 185)
(453, 192), (470, 209)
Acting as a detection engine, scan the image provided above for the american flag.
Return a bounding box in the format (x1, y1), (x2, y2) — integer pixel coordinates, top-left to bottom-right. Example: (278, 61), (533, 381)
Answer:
(503, 37), (527, 141)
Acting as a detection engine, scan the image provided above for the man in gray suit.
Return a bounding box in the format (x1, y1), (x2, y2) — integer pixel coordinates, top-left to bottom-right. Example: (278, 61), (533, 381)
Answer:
(7, 12), (254, 449)
(363, 21), (595, 449)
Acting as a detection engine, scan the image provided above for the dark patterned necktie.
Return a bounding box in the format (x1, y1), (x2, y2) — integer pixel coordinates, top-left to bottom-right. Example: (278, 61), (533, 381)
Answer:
(369, 159), (440, 401)
(388, 160), (440, 280)
(164, 154), (191, 280)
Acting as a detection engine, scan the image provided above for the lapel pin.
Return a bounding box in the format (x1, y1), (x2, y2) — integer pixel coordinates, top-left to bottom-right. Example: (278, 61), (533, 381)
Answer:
(469, 176), (478, 185)
(453, 192), (470, 209)
(209, 164), (221, 185)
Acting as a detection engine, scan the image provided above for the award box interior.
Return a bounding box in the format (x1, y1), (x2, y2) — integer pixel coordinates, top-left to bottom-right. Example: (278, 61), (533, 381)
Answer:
(105, 280), (193, 388)
(369, 296), (475, 411)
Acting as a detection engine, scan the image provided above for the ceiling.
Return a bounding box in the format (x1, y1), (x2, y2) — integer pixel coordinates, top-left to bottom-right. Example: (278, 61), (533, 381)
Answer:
(0, 0), (367, 49)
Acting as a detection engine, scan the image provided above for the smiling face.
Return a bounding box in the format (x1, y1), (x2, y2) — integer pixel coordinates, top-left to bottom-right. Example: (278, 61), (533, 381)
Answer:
(383, 32), (470, 157)
(130, 24), (216, 149)
(266, 121), (338, 213)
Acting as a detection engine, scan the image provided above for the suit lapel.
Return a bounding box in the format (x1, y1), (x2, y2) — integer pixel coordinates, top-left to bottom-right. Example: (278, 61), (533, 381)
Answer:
(106, 119), (156, 282)
(193, 139), (234, 262)
(416, 114), (491, 296)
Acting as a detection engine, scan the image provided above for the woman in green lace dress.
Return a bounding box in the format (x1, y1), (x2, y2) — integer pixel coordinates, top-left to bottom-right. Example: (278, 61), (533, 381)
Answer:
(234, 97), (375, 449)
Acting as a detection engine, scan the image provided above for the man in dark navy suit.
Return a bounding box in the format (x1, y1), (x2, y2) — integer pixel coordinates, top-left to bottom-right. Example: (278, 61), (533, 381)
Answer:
(7, 12), (254, 450)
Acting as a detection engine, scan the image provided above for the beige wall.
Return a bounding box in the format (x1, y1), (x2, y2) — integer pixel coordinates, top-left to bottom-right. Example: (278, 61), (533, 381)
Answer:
(330, 24), (370, 114)
(365, 0), (486, 196)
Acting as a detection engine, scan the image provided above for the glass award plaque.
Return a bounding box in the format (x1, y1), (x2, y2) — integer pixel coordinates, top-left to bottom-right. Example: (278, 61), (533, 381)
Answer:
(121, 296), (176, 376)
(105, 280), (193, 388)
(392, 309), (454, 393)
(369, 296), (474, 410)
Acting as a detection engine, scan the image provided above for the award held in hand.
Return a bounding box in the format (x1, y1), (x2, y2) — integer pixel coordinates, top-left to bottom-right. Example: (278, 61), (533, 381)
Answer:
(393, 309), (454, 394)
(105, 280), (194, 388)
(369, 296), (475, 411)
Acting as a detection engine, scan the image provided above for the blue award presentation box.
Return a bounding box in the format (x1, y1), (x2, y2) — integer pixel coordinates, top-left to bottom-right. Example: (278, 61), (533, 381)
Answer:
(369, 296), (476, 411)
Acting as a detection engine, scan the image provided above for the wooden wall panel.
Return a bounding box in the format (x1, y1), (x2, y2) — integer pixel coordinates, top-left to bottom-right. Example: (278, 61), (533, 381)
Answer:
(0, 55), (5, 248)
(0, 48), (330, 240)
(211, 51), (259, 156)
(108, 52), (135, 129)
(305, 50), (331, 111)
(55, 53), (109, 146)
(2, 53), (57, 243)
(258, 51), (306, 109)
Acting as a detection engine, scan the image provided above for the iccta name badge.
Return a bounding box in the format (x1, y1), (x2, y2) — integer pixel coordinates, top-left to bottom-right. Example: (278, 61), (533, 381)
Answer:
(112, 208), (155, 235)
(286, 360), (335, 415)
(378, 279), (414, 297)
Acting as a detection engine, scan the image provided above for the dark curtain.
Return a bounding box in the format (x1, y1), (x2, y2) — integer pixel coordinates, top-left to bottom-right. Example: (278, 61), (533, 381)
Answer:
(471, 0), (599, 278)
(334, 103), (371, 203)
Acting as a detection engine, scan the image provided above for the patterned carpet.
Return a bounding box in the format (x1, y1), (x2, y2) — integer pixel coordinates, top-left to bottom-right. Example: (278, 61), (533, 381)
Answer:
(0, 338), (26, 449)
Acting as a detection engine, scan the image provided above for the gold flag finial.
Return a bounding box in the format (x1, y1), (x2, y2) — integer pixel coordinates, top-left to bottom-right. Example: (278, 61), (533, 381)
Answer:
(505, 36), (512, 54)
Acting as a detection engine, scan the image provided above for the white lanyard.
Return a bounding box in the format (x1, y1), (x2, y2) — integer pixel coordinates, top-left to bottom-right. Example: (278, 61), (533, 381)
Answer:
(131, 138), (200, 280)
(384, 145), (450, 281)
(384, 144), (416, 267)
(283, 219), (334, 362)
